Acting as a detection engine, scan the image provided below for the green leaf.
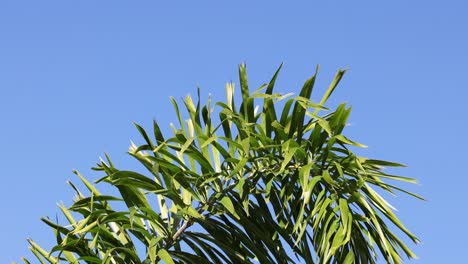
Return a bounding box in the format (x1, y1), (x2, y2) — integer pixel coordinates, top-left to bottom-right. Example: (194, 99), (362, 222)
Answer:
(334, 134), (368, 148)
(343, 251), (355, 264)
(183, 206), (205, 220)
(220, 196), (240, 220)
(134, 122), (155, 150)
(263, 64), (282, 137)
(289, 65), (318, 141)
(323, 170), (336, 186)
(239, 63), (254, 123)
(158, 248), (175, 264)
(317, 68), (347, 108)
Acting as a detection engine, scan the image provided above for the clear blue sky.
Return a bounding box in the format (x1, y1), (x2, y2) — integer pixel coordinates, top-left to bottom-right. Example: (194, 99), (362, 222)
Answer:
(0, 1), (466, 263)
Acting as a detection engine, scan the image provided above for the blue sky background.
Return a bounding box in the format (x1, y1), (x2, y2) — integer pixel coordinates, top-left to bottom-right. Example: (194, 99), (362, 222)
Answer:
(0, 1), (466, 263)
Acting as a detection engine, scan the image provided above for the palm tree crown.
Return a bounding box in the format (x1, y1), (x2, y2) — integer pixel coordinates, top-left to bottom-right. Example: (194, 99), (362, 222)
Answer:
(25, 64), (421, 264)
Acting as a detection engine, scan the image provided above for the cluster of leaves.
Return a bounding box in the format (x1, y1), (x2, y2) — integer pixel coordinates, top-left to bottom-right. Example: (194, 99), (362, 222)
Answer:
(24, 64), (421, 264)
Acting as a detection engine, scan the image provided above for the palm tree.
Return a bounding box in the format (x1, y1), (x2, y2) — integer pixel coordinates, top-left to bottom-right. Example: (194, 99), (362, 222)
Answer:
(23, 64), (421, 264)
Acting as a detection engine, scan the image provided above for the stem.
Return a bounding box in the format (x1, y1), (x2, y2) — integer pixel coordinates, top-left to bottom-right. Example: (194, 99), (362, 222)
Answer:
(163, 172), (257, 251)
(171, 219), (193, 244)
